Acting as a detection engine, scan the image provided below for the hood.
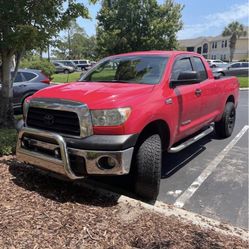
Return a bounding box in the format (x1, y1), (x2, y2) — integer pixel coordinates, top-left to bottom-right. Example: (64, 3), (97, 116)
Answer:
(32, 81), (155, 109)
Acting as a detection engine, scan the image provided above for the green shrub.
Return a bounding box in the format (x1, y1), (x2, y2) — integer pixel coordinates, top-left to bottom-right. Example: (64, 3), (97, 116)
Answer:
(20, 58), (55, 77)
(0, 129), (17, 156)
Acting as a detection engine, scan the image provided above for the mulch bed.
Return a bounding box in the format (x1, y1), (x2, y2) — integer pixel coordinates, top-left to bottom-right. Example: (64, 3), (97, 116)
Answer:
(0, 156), (247, 249)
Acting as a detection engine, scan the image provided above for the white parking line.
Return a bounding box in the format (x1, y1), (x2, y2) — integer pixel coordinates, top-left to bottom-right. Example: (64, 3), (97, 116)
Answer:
(174, 125), (249, 208)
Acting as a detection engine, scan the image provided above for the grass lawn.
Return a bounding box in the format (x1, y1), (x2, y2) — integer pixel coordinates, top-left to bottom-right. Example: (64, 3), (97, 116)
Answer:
(51, 72), (82, 83)
(237, 76), (249, 88)
(0, 128), (17, 156)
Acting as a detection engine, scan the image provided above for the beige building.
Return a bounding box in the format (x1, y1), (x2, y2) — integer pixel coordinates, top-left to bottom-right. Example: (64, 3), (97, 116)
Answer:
(179, 31), (249, 62)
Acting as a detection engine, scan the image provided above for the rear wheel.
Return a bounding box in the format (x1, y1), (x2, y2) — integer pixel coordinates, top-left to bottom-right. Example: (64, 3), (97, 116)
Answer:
(64, 69), (69, 74)
(133, 134), (162, 201)
(215, 102), (236, 138)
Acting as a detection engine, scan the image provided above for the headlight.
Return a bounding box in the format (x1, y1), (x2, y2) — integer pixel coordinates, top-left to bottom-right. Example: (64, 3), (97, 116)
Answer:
(91, 108), (131, 126)
(23, 98), (30, 120)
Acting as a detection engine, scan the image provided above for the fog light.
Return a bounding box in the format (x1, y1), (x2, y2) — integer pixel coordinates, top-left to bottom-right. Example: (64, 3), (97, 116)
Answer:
(97, 156), (117, 170)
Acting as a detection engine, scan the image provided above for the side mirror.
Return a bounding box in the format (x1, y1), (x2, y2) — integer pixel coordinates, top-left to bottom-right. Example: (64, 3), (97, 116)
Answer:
(170, 71), (201, 87)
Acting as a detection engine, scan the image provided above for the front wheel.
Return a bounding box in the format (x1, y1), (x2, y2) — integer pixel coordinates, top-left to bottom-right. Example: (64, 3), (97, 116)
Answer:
(215, 102), (236, 138)
(133, 134), (162, 201)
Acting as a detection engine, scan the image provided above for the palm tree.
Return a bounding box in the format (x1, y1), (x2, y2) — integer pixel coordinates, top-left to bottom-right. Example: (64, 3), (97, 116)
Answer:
(222, 21), (247, 62)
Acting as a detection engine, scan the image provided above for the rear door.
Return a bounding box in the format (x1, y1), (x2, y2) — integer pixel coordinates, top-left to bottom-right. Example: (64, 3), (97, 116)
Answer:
(191, 56), (220, 123)
(171, 56), (203, 137)
(226, 63), (241, 76)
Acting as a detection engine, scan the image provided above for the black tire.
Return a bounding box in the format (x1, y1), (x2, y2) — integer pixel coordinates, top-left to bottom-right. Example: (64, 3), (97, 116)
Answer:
(64, 69), (69, 74)
(133, 134), (162, 201)
(215, 102), (236, 138)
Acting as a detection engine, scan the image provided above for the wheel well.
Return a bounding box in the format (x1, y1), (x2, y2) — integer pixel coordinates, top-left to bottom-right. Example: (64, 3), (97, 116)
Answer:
(137, 120), (170, 151)
(227, 95), (235, 103)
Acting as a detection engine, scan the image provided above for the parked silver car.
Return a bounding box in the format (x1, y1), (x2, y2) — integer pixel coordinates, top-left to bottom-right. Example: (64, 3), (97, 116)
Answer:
(207, 59), (228, 68)
(52, 61), (75, 74)
(0, 69), (51, 114)
(212, 62), (249, 77)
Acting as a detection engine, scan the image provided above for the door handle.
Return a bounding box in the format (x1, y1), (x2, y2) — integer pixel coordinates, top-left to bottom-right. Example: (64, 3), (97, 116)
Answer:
(18, 84), (27, 87)
(195, 89), (202, 96)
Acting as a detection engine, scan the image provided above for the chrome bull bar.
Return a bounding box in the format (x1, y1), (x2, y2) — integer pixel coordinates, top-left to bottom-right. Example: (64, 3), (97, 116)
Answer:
(16, 127), (134, 179)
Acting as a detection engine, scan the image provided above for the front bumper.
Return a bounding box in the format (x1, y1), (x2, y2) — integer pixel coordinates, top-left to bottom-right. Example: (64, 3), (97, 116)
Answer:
(16, 127), (136, 180)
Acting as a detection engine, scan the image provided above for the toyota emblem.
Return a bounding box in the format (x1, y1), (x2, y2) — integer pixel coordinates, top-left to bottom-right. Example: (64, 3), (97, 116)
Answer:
(43, 114), (54, 126)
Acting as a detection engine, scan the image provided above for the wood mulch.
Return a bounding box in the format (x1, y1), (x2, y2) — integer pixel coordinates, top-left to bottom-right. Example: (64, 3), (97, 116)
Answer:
(0, 156), (247, 249)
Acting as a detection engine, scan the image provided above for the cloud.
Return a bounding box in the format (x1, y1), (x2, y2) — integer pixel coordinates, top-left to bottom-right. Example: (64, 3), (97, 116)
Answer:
(178, 2), (249, 39)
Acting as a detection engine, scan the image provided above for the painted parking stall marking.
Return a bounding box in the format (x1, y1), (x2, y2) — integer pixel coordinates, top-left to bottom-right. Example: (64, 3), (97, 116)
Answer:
(174, 125), (249, 208)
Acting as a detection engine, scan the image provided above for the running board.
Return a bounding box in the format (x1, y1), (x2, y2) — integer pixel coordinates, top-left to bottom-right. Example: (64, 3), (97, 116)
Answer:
(169, 126), (214, 153)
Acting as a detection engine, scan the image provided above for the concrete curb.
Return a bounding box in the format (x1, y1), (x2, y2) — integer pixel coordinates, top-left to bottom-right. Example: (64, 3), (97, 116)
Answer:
(240, 88), (249, 91)
(76, 179), (248, 242)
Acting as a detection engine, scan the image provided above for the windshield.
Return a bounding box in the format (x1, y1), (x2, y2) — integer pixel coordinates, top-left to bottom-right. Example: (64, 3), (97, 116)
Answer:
(80, 55), (169, 84)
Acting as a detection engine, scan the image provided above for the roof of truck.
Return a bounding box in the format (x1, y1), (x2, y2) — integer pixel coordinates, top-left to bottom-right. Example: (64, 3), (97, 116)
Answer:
(108, 50), (198, 57)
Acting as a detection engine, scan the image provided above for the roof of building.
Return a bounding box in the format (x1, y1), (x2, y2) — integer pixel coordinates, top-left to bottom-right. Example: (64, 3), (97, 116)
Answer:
(179, 27), (248, 46)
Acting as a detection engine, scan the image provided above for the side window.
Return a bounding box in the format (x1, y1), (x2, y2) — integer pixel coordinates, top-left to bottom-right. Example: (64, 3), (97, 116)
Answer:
(23, 72), (36, 81)
(53, 63), (59, 66)
(192, 57), (208, 81)
(242, 62), (249, 67)
(171, 58), (193, 81)
(231, 63), (240, 68)
(12, 72), (23, 82)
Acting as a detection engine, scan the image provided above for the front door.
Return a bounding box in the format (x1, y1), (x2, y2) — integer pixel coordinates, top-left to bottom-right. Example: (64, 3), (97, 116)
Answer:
(170, 56), (203, 139)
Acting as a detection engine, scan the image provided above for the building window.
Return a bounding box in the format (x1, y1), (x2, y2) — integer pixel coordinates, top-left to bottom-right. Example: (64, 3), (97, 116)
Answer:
(221, 55), (223, 60)
(212, 42), (214, 49)
(215, 42), (217, 49)
(224, 54), (226, 60)
(197, 47), (202, 54)
(186, 47), (195, 52)
(203, 43), (208, 53)
(222, 41), (224, 48)
(225, 40), (227, 47)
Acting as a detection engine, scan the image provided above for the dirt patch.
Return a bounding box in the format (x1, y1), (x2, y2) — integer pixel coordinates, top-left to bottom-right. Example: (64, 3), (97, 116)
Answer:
(0, 157), (247, 249)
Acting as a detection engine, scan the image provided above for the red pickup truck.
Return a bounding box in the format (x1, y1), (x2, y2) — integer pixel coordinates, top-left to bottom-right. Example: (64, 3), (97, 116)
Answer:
(16, 51), (239, 200)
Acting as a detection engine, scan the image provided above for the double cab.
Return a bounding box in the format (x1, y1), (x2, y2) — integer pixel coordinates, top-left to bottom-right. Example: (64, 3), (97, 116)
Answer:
(16, 51), (239, 200)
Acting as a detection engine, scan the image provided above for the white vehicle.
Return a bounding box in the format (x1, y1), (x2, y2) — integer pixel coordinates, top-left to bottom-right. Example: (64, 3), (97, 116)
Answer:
(206, 59), (228, 68)
(72, 60), (91, 71)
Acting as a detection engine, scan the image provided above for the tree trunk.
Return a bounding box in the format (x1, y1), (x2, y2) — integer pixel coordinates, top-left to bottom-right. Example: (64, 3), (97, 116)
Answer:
(12, 50), (24, 84)
(0, 52), (15, 128)
(229, 34), (237, 62)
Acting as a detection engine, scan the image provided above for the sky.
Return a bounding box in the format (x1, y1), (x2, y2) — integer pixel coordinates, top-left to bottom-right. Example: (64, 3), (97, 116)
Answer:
(77, 0), (249, 40)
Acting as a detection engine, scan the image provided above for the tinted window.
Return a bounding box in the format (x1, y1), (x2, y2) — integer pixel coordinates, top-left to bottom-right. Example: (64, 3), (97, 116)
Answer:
(231, 63), (241, 68)
(53, 62), (59, 66)
(23, 72), (37, 81)
(79, 60), (87, 64)
(192, 57), (208, 81)
(82, 56), (168, 84)
(242, 62), (249, 67)
(11, 72), (23, 82)
(171, 58), (193, 80)
(73, 61), (79, 64)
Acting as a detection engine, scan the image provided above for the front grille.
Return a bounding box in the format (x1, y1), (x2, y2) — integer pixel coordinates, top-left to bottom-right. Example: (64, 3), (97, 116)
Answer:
(27, 107), (80, 136)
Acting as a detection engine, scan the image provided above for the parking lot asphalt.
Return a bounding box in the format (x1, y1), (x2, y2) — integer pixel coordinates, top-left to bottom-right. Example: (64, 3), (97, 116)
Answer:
(158, 91), (248, 230)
